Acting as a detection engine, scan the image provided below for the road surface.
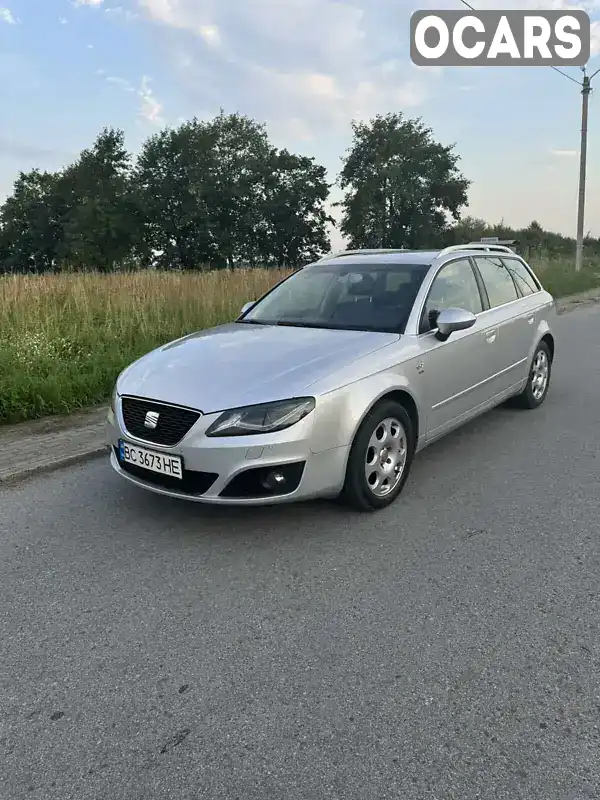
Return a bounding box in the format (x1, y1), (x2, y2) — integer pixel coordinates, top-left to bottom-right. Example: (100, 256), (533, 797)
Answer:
(2, 304), (600, 800)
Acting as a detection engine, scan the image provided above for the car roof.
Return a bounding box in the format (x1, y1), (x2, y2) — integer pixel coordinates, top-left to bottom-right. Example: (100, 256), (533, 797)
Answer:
(308, 250), (440, 267)
(307, 244), (522, 269)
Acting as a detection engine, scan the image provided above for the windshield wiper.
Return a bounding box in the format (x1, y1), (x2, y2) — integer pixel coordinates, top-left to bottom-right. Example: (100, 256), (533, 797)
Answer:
(235, 319), (272, 325)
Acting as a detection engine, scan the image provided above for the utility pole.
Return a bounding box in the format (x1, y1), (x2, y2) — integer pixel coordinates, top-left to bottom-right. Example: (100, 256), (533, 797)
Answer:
(533, 64), (599, 272)
(575, 72), (592, 272)
(458, 0), (599, 272)
(533, 63), (599, 272)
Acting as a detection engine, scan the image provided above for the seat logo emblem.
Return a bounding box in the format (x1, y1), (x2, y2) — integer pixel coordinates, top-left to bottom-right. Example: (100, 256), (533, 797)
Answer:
(416, 361), (425, 374)
(144, 411), (160, 429)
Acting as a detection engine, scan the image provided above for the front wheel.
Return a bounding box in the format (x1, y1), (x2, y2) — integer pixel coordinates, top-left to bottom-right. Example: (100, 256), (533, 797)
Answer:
(339, 400), (415, 512)
(510, 340), (552, 409)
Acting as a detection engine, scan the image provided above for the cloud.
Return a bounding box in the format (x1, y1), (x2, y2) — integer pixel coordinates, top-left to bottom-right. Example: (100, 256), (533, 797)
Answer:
(97, 67), (164, 125)
(59, 16), (68, 24)
(0, 7), (16, 24)
(416, 0), (600, 10)
(138, 75), (163, 124)
(104, 5), (139, 21)
(199, 23), (219, 46)
(550, 148), (578, 156)
(135, 0), (439, 140)
(105, 75), (136, 91)
(73, 0), (104, 6)
(592, 20), (600, 56)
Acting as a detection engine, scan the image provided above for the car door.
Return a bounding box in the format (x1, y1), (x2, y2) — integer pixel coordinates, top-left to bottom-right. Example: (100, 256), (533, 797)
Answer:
(471, 255), (533, 396)
(501, 255), (547, 361)
(416, 257), (497, 440)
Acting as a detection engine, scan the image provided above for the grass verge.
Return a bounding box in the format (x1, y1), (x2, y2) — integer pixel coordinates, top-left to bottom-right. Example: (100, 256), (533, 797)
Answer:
(1, 256), (599, 425)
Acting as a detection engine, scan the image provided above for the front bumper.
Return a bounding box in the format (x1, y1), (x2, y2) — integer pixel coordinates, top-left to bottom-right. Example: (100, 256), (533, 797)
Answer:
(106, 403), (349, 506)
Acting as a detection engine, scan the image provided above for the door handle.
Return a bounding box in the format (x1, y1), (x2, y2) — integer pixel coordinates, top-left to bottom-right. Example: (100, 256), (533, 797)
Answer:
(485, 329), (497, 343)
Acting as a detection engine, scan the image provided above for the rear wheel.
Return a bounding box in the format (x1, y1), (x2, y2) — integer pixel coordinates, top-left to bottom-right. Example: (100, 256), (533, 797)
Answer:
(339, 400), (415, 512)
(510, 340), (552, 409)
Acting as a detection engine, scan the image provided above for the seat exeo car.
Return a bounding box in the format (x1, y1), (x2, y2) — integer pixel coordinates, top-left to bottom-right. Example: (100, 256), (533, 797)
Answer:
(107, 244), (556, 512)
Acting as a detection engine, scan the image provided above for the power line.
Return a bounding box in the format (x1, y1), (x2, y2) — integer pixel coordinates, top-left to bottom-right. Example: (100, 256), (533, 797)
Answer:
(551, 66), (585, 84)
(455, 0), (597, 271)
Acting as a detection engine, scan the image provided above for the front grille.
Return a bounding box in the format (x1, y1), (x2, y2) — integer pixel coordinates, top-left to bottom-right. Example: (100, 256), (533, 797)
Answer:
(114, 446), (218, 495)
(121, 397), (201, 446)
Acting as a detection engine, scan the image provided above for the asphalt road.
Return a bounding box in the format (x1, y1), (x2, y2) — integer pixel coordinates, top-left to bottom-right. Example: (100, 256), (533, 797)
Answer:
(2, 304), (600, 800)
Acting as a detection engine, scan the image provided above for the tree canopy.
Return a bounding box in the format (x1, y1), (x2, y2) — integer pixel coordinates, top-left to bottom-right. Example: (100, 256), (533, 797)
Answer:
(0, 109), (597, 274)
(0, 112), (335, 273)
(337, 113), (470, 249)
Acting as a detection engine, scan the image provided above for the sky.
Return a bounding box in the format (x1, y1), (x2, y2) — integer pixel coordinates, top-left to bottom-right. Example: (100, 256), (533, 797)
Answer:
(1, 0), (600, 251)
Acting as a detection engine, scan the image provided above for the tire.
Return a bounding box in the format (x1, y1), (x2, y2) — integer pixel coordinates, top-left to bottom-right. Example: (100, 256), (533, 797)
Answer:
(339, 399), (415, 512)
(510, 339), (552, 409)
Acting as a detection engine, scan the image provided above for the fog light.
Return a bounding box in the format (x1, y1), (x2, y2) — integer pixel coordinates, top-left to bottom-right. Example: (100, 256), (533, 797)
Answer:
(219, 461), (305, 498)
(261, 471), (286, 492)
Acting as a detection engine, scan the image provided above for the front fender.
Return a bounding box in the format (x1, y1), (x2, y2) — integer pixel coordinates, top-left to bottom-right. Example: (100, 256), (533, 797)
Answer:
(309, 370), (423, 455)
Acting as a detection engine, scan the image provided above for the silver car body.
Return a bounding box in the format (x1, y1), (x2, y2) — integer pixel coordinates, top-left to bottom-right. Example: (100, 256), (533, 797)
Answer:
(107, 245), (556, 505)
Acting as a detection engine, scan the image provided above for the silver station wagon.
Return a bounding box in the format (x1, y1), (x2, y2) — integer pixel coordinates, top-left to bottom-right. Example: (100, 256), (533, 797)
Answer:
(107, 244), (556, 512)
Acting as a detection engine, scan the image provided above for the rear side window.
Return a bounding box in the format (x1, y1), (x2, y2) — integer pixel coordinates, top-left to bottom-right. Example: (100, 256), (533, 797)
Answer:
(474, 256), (519, 308)
(501, 258), (540, 296)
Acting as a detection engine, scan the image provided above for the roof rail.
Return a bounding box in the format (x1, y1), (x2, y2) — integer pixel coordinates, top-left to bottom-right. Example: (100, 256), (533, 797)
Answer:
(317, 248), (408, 261)
(439, 243), (515, 256)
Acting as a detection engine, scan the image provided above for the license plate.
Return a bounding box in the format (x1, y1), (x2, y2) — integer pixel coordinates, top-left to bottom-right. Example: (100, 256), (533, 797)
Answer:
(118, 440), (183, 479)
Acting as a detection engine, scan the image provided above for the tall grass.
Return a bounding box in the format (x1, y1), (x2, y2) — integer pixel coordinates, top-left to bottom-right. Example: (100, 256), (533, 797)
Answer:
(1, 256), (599, 425)
(0, 268), (290, 424)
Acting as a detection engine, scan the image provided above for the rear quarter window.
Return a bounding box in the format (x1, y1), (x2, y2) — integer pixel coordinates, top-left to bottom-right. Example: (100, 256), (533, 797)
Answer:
(501, 258), (541, 296)
(473, 256), (520, 308)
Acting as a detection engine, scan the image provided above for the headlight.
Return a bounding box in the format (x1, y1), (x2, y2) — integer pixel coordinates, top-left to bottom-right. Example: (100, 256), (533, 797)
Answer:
(205, 397), (316, 437)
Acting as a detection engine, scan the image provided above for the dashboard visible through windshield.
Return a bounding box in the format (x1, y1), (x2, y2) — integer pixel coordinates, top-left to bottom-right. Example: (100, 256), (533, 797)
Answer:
(238, 262), (431, 333)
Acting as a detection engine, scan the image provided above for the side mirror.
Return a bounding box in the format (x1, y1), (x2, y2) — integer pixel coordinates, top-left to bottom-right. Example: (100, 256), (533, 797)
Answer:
(435, 307), (476, 341)
(240, 301), (255, 316)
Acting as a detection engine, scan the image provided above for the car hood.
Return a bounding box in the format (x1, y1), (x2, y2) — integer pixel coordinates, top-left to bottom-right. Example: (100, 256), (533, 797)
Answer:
(117, 322), (399, 412)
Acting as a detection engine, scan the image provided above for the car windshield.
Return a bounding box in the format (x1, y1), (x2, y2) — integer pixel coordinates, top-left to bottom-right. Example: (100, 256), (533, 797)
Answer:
(239, 261), (431, 333)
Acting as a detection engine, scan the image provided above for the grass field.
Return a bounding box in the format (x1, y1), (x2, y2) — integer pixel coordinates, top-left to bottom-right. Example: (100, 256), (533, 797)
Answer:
(1, 256), (599, 425)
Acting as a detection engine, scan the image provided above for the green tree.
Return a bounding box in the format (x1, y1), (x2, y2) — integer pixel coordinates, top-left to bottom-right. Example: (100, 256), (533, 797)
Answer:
(337, 113), (470, 249)
(258, 149), (333, 267)
(133, 120), (217, 269)
(58, 128), (140, 270)
(206, 111), (274, 267)
(135, 112), (274, 269)
(447, 215), (489, 244)
(0, 169), (65, 273)
(135, 111), (332, 269)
